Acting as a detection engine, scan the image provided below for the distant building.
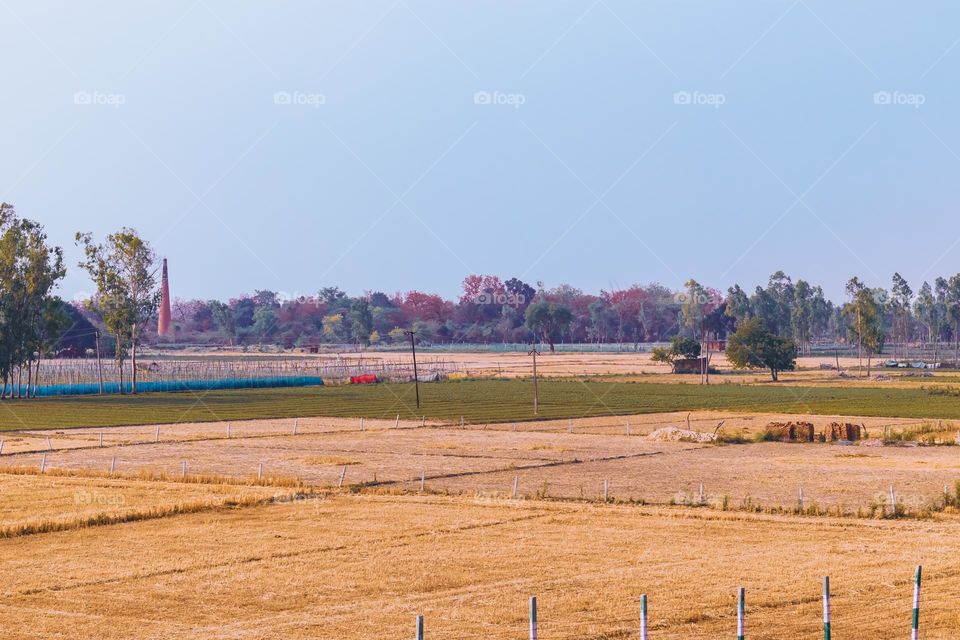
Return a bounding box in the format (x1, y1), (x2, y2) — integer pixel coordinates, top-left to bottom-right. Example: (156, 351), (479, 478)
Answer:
(157, 258), (172, 336)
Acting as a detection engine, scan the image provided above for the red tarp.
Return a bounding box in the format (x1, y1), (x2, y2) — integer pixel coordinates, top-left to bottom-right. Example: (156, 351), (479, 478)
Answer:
(350, 374), (378, 385)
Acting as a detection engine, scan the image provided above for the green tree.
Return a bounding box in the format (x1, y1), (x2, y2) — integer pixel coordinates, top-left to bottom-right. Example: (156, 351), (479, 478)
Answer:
(209, 300), (237, 345)
(0, 204), (66, 398)
(76, 228), (159, 394)
(524, 301), (573, 352)
(946, 274), (960, 364)
(726, 318), (796, 381)
(252, 305), (278, 342)
(724, 284), (752, 327)
(891, 273), (913, 360)
(791, 280), (813, 355)
(843, 283), (885, 376)
(670, 335), (701, 359)
(348, 299), (373, 345)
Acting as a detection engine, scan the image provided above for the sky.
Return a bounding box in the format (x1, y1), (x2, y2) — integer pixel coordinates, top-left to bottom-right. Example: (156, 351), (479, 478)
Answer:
(2, 1), (959, 304)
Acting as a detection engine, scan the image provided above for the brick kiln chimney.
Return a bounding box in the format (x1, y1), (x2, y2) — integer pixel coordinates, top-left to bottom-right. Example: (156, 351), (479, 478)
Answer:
(157, 258), (172, 336)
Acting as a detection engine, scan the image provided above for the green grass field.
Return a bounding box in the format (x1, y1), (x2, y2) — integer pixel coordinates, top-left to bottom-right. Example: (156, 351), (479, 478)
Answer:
(2, 378), (960, 430)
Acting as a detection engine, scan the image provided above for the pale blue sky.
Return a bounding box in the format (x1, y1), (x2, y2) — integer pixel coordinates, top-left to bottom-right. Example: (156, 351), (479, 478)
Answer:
(2, 1), (959, 303)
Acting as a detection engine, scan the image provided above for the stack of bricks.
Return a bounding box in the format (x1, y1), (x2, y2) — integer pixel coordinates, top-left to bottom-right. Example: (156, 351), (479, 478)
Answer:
(824, 422), (862, 441)
(765, 421), (816, 442)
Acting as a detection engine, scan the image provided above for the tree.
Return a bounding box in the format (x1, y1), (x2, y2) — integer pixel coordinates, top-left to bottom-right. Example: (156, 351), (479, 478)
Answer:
(680, 279), (709, 340)
(891, 273), (913, 361)
(791, 280), (813, 354)
(671, 335), (701, 359)
(524, 301), (573, 352)
(0, 204), (66, 398)
(726, 318), (796, 381)
(724, 284), (752, 327)
(946, 274), (960, 364)
(348, 298), (373, 345)
(252, 305), (278, 342)
(76, 228), (159, 394)
(914, 282), (938, 360)
(843, 283), (885, 376)
(209, 300), (237, 345)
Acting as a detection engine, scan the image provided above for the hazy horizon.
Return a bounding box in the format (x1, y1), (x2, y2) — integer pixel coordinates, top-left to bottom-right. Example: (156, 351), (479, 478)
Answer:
(4, 1), (960, 303)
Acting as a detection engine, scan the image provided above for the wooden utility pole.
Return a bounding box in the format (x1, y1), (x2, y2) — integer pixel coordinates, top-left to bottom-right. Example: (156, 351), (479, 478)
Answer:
(95, 329), (104, 395)
(406, 330), (420, 409)
(528, 343), (541, 414)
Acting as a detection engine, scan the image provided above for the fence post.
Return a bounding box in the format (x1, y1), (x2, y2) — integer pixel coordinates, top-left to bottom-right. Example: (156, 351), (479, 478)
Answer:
(360, 417), (364, 431)
(46, 437), (52, 451)
(338, 465), (347, 488)
(799, 487), (805, 512)
(416, 615), (424, 640)
(40, 453), (47, 473)
(420, 469), (425, 492)
(99, 432), (104, 447)
(227, 423), (232, 439)
(699, 482), (705, 504)
(257, 463), (263, 481)
(529, 596), (537, 640)
(155, 426), (160, 443)
(889, 485), (896, 514)
(603, 479), (609, 502)
(0, 439), (4, 455)
(293, 419), (298, 435)
(640, 594), (648, 640)
(912, 565), (922, 640)
(823, 576), (830, 640)
(737, 586), (745, 640)
(513, 476), (519, 499)
(395, 415), (400, 429)
(110, 456), (116, 473)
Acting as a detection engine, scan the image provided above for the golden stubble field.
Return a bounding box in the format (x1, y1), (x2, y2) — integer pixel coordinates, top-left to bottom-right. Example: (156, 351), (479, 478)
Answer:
(2, 413), (956, 512)
(3, 412), (960, 638)
(1, 493), (959, 639)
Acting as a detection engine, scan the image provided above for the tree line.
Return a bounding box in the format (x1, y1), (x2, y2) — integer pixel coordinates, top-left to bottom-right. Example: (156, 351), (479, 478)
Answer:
(3, 201), (960, 397)
(164, 270), (960, 366)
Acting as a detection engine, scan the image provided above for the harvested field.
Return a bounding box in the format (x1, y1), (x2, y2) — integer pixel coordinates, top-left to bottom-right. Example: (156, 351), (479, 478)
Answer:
(0, 473), (297, 538)
(5, 414), (959, 513)
(1, 494), (959, 639)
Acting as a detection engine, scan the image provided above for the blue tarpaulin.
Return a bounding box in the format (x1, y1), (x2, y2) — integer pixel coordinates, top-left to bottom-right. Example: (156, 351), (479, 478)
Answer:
(4, 375), (324, 397)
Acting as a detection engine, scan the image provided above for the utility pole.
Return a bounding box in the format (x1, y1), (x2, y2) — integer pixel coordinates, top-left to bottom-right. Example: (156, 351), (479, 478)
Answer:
(94, 329), (104, 395)
(406, 330), (420, 409)
(528, 343), (541, 415)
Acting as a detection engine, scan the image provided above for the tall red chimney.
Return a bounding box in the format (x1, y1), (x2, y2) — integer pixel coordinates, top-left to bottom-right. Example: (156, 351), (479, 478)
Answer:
(158, 258), (172, 336)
